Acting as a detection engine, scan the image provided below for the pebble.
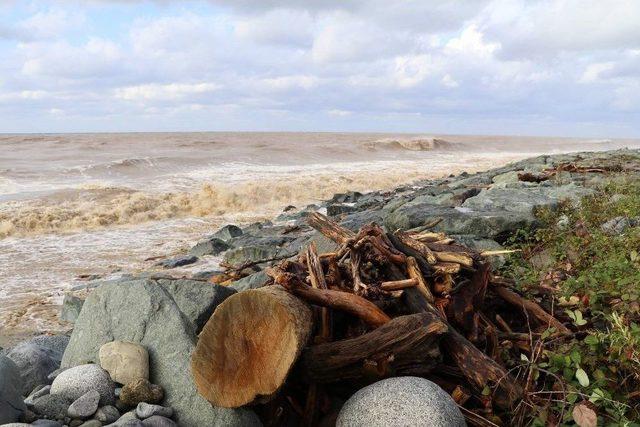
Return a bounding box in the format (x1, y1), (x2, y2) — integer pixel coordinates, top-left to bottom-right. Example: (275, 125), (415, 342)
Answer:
(141, 415), (177, 427)
(32, 394), (72, 420)
(24, 384), (51, 407)
(79, 420), (103, 427)
(50, 364), (115, 406)
(119, 378), (163, 406)
(136, 402), (173, 419)
(336, 377), (465, 427)
(95, 405), (121, 423)
(69, 419), (84, 427)
(67, 389), (100, 419)
(99, 341), (149, 385)
(32, 420), (63, 427)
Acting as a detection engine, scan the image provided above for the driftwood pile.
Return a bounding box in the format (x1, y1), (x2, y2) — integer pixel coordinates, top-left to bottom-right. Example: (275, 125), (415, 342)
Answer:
(191, 213), (570, 426)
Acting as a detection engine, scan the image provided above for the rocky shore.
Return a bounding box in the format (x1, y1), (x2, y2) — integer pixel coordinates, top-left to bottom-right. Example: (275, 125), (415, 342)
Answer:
(2, 148), (639, 426)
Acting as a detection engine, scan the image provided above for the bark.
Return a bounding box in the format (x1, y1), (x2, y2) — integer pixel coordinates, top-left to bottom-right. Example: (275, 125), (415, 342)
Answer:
(301, 312), (447, 383)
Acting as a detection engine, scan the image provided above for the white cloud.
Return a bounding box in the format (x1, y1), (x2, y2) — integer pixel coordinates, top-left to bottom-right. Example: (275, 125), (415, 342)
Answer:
(115, 83), (219, 101)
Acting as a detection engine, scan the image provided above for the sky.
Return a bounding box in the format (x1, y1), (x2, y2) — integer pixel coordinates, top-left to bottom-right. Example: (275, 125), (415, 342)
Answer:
(0, 0), (639, 136)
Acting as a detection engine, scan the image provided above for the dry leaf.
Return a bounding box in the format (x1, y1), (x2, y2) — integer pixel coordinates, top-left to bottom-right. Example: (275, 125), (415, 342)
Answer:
(572, 401), (597, 427)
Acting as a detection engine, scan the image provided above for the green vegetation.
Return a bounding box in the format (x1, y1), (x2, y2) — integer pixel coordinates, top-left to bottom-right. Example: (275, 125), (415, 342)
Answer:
(500, 177), (640, 426)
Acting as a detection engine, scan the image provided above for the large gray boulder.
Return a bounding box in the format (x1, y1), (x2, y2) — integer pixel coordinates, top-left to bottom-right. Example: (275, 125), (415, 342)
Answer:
(6, 342), (63, 396)
(336, 377), (465, 427)
(0, 355), (26, 424)
(61, 278), (260, 427)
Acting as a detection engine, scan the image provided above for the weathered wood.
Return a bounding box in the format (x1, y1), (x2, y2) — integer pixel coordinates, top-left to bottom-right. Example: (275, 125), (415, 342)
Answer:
(306, 242), (331, 340)
(411, 231), (447, 242)
(434, 251), (474, 268)
(493, 285), (571, 335)
(380, 278), (417, 291)
(301, 312), (447, 383)
(396, 231), (437, 264)
(406, 256), (434, 304)
(191, 285), (313, 408)
(432, 262), (462, 274)
(386, 232), (433, 276)
(268, 267), (391, 328)
(308, 212), (354, 245)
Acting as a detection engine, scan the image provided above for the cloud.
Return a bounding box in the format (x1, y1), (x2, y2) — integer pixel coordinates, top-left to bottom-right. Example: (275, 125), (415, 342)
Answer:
(0, 0), (638, 136)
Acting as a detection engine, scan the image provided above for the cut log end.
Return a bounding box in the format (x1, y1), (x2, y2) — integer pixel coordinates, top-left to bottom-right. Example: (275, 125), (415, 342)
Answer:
(191, 286), (313, 408)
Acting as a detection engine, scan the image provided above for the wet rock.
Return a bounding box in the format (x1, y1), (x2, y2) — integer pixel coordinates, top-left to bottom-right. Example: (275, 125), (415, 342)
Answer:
(223, 245), (291, 267)
(32, 394), (72, 420)
(99, 341), (149, 385)
(0, 355), (26, 424)
(156, 255), (198, 269)
(61, 278), (259, 427)
(331, 191), (363, 203)
(50, 364), (115, 406)
(336, 377), (465, 427)
(211, 224), (243, 241)
(61, 293), (86, 323)
(326, 204), (357, 216)
(95, 405), (121, 424)
(119, 378), (163, 407)
(135, 402), (173, 419)
(67, 389), (100, 419)
(189, 238), (230, 257)
(141, 415), (177, 427)
(229, 270), (269, 292)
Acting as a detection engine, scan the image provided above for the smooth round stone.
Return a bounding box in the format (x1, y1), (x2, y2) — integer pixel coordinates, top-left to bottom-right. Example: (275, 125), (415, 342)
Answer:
(51, 364), (115, 406)
(119, 378), (163, 407)
(336, 377), (466, 427)
(99, 341), (149, 385)
(32, 420), (63, 427)
(141, 415), (177, 427)
(67, 389), (100, 419)
(95, 405), (120, 423)
(6, 342), (61, 396)
(0, 355), (26, 424)
(136, 402), (173, 419)
(79, 420), (103, 427)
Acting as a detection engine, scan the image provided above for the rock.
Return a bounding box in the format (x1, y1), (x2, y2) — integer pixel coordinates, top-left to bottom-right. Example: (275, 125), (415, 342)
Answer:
(223, 245), (290, 267)
(61, 293), (86, 323)
(95, 405), (120, 424)
(32, 420), (63, 427)
(24, 384), (51, 408)
(32, 394), (72, 419)
(141, 415), (177, 427)
(70, 419), (84, 427)
(600, 216), (637, 235)
(336, 377), (465, 427)
(99, 341), (149, 385)
(326, 204), (357, 217)
(61, 278), (260, 427)
(119, 378), (163, 406)
(29, 335), (70, 356)
(492, 170), (521, 184)
(211, 224), (243, 241)
(0, 355), (26, 424)
(229, 270), (269, 292)
(47, 367), (65, 382)
(22, 408), (38, 423)
(50, 364), (115, 406)
(156, 255), (198, 269)
(136, 402), (173, 419)
(189, 238), (230, 257)
(79, 420), (104, 427)
(67, 389), (101, 419)
(331, 191), (363, 203)
(6, 340), (63, 395)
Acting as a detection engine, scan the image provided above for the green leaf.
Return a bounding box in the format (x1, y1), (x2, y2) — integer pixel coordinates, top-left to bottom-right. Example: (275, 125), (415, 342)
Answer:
(583, 335), (599, 345)
(575, 368), (590, 387)
(481, 385), (491, 396)
(570, 349), (582, 365)
(521, 353), (530, 362)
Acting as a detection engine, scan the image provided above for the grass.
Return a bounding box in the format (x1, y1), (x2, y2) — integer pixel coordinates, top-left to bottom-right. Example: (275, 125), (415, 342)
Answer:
(499, 176), (640, 426)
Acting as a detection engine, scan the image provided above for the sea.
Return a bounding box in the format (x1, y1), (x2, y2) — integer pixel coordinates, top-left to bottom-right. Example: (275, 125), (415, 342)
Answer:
(1, 132), (637, 344)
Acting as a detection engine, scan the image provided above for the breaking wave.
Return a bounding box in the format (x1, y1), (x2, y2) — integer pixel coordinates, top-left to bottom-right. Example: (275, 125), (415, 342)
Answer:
(362, 137), (460, 152)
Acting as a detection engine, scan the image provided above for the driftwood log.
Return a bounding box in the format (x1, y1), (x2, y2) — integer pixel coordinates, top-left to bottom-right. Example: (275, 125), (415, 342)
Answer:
(301, 312), (447, 383)
(191, 285), (313, 407)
